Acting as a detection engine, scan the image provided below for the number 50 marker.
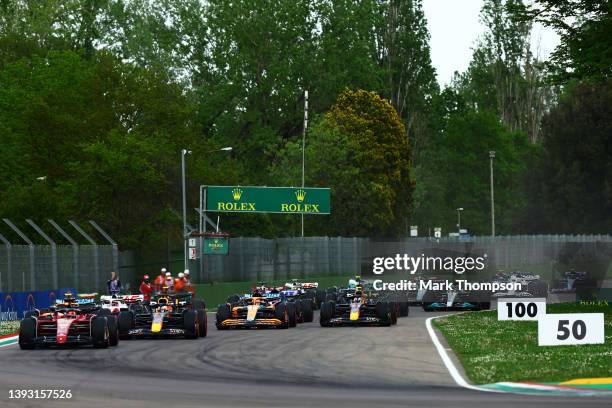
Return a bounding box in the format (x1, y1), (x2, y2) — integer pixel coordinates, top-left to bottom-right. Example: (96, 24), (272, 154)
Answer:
(538, 313), (605, 346)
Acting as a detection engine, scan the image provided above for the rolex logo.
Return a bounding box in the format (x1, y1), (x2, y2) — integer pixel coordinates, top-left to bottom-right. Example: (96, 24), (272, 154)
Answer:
(295, 189), (306, 202)
(232, 188), (243, 201)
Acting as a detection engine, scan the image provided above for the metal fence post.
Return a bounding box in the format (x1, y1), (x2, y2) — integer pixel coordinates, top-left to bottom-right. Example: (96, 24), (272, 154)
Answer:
(69, 221), (99, 292)
(49, 220), (79, 291)
(0, 232), (11, 292)
(26, 219), (58, 289)
(3, 219), (35, 291)
(89, 221), (118, 272)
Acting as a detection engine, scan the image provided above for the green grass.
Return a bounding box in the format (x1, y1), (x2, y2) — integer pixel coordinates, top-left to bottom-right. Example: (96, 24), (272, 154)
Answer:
(194, 275), (352, 310)
(433, 302), (612, 384)
(0, 321), (19, 336)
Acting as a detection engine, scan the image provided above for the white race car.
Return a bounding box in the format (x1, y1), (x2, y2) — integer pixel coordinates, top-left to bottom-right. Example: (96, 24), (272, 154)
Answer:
(100, 294), (144, 314)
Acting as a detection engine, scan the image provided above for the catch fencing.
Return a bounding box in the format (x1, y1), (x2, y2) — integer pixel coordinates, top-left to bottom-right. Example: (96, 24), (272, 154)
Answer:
(2, 233), (610, 291)
(0, 245), (134, 293)
(197, 235), (612, 283)
(0, 219), (135, 294)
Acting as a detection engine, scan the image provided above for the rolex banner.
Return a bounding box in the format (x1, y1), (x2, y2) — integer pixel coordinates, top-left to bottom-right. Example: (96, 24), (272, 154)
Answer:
(203, 235), (229, 255)
(205, 186), (331, 214)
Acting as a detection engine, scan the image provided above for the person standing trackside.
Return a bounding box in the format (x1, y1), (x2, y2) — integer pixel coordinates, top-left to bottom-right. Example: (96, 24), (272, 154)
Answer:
(154, 268), (166, 293)
(164, 271), (174, 293)
(184, 269), (196, 296)
(140, 275), (153, 300)
(174, 273), (186, 293)
(107, 271), (122, 295)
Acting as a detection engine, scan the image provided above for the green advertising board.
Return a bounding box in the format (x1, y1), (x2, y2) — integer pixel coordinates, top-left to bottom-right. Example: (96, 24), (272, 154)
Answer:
(203, 236), (229, 255)
(205, 186), (330, 214)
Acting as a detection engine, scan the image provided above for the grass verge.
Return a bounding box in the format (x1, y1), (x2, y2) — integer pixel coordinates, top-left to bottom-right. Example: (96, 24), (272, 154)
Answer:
(193, 275), (352, 310)
(433, 302), (612, 384)
(0, 320), (19, 336)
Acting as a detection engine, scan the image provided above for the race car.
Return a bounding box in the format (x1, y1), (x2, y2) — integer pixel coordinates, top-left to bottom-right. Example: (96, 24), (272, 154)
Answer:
(550, 271), (589, 293)
(216, 292), (291, 329)
(490, 272), (548, 299)
(235, 281), (315, 325)
(117, 293), (206, 339)
(18, 293), (118, 349)
(319, 284), (393, 327)
(421, 280), (491, 311)
(100, 294), (144, 314)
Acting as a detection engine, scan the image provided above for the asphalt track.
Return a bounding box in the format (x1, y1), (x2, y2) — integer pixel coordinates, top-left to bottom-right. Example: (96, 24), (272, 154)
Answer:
(0, 308), (609, 408)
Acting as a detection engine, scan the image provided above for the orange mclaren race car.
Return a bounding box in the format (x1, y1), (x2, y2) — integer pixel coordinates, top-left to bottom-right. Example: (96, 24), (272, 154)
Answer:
(216, 292), (290, 329)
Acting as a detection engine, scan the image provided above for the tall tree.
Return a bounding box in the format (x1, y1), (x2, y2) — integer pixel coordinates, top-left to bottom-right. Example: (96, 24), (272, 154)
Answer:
(520, 0), (611, 84)
(520, 80), (612, 233)
(377, 0), (437, 159)
(273, 89), (412, 237)
(454, 0), (555, 143)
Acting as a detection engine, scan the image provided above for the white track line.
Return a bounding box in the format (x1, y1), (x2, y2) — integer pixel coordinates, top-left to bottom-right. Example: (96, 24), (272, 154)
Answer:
(425, 315), (502, 393)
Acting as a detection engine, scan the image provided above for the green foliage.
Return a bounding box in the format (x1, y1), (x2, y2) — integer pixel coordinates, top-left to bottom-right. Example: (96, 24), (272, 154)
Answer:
(412, 88), (532, 235)
(0, 0), (608, 252)
(520, 0), (611, 84)
(0, 49), (226, 248)
(274, 89), (412, 237)
(519, 80), (612, 233)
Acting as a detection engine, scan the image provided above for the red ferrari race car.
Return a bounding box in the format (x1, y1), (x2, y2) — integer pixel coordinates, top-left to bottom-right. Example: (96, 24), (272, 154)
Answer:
(18, 293), (118, 349)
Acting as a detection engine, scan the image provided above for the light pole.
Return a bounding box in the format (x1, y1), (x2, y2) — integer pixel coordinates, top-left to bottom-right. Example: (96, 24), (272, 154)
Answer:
(301, 90), (309, 237)
(489, 151), (496, 238)
(456, 207), (464, 232)
(197, 147), (233, 280)
(181, 149), (192, 270)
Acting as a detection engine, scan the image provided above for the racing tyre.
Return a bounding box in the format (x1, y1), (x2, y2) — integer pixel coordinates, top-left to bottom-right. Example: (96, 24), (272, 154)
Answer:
(376, 302), (391, 327)
(319, 301), (335, 327)
(118, 311), (134, 340)
(193, 299), (206, 311)
(274, 302), (289, 329)
(96, 308), (111, 317)
(197, 308), (207, 337)
(92, 317), (109, 348)
(183, 309), (199, 339)
(390, 302), (398, 325)
(303, 291), (315, 300)
(315, 289), (325, 309)
(24, 310), (39, 318)
(227, 294), (240, 304)
(19, 318), (37, 350)
(302, 299), (314, 322)
(399, 302), (409, 317)
(286, 302), (297, 328)
(294, 300), (304, 323)
(216, 304), (231, 330)
(107, 315), (119, 346)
